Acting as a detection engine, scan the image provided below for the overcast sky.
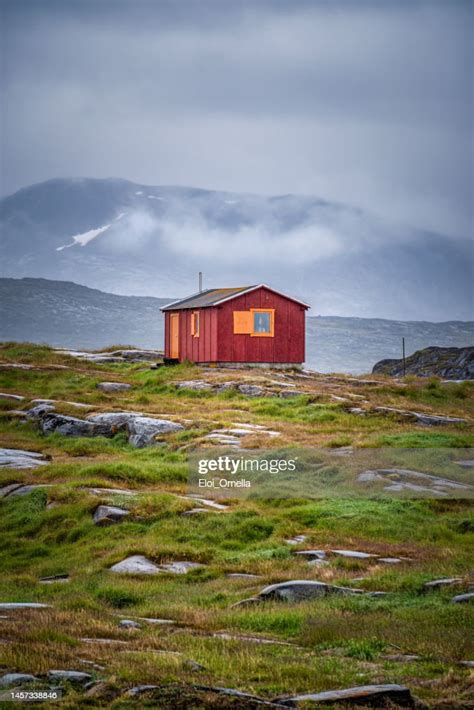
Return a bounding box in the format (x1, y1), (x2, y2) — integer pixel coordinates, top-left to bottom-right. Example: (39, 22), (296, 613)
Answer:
(1, 0), (472, 238)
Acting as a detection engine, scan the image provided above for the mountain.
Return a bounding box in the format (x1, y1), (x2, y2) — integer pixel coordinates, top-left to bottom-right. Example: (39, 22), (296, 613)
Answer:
(1, 178), (472, 321)
(1, 278), (472, 373)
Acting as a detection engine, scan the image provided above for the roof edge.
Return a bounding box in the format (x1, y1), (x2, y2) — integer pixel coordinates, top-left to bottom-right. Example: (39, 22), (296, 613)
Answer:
(161, 284), (310, 311)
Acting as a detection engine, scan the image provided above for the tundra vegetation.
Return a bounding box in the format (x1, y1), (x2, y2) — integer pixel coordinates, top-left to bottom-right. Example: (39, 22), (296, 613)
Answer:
(0, 342), (473, 708)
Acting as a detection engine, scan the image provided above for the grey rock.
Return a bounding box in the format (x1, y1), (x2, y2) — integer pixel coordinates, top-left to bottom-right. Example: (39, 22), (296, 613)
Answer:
(0, 448), (49, 470)
(294, 550), (327, 560)
(450, 592), (474, 604)
(160, 561), (203, 574)
(238, 384), (265, 397)
(366, 591), (389, 598)
(0, 483), (24, 497)
(458, 660), (474, 668)
(93, 505), (130, 526)
(110, 555), (161, 575)
(423, 577), (463, 590)
(455, 459), (474, 468)
(226, 573), (261, 579)
(284, 535), (308, 545)
(373, 345), (474, 380)
(331, 549), (376, 559)
(47, 670), (92, 684)
(230, 597), (261, 608)
(274, 683), (418, 707)
(87, 411), (144, 428)
(0, 602), (51, 609)
(176, 380), (213, 391)
(25, 403), (56, 419)
(183, 659), (206, 672)
(357, 468), (473, 495)
(39, 413), (111, 438)
(7, 484), (52, 498)
(258, 580), (359, 603)
(127, 685), (160, 697)
(0, 393), (25, 401)
(39, 574), (69, 584)
(181, 507), (212, 515)
(127, 415), (183, 447)
(374, 406), (467, 426)
(118, 619), (140, 629)
(97, 382), (132, 392)
(382, 653), (421, 662)
(0, 673), (38, 687)
(215, 381), (238, 392)
(279, 390), (304, 398)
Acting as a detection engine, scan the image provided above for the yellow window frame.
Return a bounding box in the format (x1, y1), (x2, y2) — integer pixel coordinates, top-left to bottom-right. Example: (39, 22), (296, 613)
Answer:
(191, 311), (200, 337)
(250, 308), (274, 337)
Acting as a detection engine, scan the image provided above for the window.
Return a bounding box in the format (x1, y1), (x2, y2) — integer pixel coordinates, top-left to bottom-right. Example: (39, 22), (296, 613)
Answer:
(191, 311), (200, 337)
(251, 309), (274, 336)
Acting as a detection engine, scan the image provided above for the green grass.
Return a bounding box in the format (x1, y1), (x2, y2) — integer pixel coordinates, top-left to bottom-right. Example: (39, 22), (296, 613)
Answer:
(0, 343), (473, 706)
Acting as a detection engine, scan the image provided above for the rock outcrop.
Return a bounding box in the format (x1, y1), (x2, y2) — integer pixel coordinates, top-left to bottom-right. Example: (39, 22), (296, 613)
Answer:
(373, 346), (474, 380)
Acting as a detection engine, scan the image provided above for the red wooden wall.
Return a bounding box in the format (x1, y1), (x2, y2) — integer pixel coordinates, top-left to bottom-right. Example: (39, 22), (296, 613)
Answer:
(164, 286), (306, 364)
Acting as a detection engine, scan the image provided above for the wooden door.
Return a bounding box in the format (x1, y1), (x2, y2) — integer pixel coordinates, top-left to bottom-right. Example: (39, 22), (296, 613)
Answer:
(170, 314), (179, 359)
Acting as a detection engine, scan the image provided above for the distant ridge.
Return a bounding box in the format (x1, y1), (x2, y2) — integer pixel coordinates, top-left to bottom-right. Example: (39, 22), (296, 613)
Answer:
(1, 278), (472, 374)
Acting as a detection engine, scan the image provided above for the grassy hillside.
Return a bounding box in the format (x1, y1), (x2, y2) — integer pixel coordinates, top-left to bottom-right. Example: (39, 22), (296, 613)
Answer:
(0, 343), (473, 707)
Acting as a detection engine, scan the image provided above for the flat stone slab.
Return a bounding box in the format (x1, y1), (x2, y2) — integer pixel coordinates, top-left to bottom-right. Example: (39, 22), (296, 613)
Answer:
(0, 448), (49, 470)
(451, 592), (474, 604)
(110, 555), (203, 575)
(126, 416), (183, 447)
(455, 460), (474, 468)
(93, 505), (130, 526)
(184, 495), (228, 510)
(226, 573), (261, 579)
(374, 406), (467, 426)
(110, 555), (161, 575)
(212, 632), (295, 646)
(39, 574), (69, 584)
(176, 380), (213, 391)
(294, 550), (327, 560)
(87, 487), (137, 497)
(0, 602), (51, 610)
(237, 384), (266, 397)
(97, 382), (132, 392)
(181, 508), (213, 516)
(257, 580), (360, 603)
(159, 561), (203, 574)
(284, 535), (308, 545)
(424, 577), (463, 590)
(0, 393), (25, 401)
(0, 673), (38, 687)
(331, 549), (376, 559)
(47, 670), (92, 683)
(274, 683), (417, 707)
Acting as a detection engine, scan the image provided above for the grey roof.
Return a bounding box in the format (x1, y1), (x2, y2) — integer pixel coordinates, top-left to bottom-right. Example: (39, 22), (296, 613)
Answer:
(161, 284), (310, 311)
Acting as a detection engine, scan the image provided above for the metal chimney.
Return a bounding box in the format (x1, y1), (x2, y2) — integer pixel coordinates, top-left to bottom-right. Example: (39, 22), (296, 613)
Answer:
(199, 272), (203, 292)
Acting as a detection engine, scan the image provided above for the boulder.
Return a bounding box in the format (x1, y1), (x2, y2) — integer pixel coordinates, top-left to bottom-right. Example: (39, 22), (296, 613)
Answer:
(93, 505), (130, 526)
(0, 673), (38, 687)
(257, 580), (359, 603)
(87, 411), (144, 429)
(279, 390), (305, 398)
(126, 416), (183, 447)
(0, 448), (49, 470)
(110, 555), (161, 575)
(25, 403), (56, 419)
(39, 413), (111, 438)
(97, 382), (132, 392)
(274, 683), (420, 707)
(374, 406), (467, 426)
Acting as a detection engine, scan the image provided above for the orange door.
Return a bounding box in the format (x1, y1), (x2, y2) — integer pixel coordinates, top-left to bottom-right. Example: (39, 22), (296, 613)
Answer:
(170, 314), (179, 359)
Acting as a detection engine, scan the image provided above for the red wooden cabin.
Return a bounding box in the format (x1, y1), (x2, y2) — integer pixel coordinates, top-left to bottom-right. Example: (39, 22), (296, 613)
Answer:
(161, 284), (309, 367)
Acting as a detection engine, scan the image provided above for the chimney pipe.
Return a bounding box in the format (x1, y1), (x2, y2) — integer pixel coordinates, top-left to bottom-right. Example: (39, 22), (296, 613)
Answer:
(198, 272), (203, 292)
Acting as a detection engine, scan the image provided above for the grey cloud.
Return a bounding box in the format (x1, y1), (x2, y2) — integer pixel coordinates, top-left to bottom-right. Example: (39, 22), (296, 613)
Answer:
(1, 0), (472, 238)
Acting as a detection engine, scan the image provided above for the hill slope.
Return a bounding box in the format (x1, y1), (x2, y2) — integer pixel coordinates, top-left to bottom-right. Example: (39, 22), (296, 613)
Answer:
(1, 177), (472, 320)
(1, 278), (473, 373)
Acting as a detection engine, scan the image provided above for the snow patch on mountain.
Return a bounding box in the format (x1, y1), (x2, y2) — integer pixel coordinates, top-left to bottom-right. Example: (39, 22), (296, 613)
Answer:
(56, 224), (111, 251)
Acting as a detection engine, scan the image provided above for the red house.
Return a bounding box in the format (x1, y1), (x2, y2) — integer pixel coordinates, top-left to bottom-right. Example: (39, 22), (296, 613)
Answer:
(161, 284), (309, 367)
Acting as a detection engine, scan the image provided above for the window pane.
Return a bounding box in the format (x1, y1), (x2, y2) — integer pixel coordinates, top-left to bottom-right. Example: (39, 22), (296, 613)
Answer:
(253, 311), (271, 333)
